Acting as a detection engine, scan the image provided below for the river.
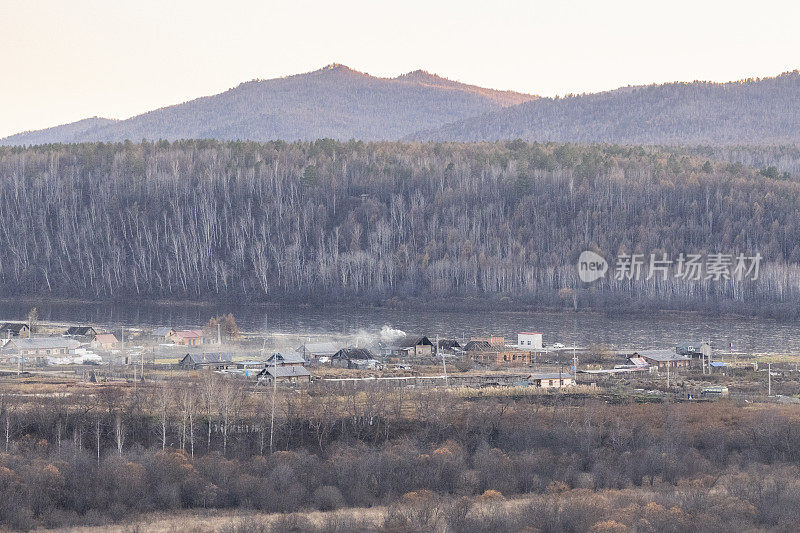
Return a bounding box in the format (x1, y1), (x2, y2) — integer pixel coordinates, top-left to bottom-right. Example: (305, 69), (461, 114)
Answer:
(1, 300), (798, 356)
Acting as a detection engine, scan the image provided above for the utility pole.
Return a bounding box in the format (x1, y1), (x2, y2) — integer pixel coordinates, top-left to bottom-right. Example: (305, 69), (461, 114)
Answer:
(572, 346), (578, 377)
(666, 362), (670, 388)
(217, 323), (221, 345)
(767, 363), (772, 396)
(437, 334), (448, 387)
(269, 347), (277, 454)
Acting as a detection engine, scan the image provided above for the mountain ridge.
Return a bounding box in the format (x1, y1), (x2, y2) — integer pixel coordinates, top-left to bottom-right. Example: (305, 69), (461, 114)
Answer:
(1, 64), (536, 145)
(408, 70), (800, 144)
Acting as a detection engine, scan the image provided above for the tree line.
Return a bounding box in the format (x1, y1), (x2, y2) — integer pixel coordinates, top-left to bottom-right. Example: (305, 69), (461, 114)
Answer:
(1, 140), (799, 315)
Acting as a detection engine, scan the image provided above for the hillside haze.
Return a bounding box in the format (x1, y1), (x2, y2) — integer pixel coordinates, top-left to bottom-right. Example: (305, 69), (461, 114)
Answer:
(0, 64), (535, 145)
(411, 71), (800, 144)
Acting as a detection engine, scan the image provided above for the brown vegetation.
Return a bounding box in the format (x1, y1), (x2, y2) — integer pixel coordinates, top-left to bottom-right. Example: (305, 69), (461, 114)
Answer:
(0, 376), (799, 530)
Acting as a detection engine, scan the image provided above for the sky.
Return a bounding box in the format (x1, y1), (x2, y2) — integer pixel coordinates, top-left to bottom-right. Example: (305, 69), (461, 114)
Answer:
(1, 0), (799, 138)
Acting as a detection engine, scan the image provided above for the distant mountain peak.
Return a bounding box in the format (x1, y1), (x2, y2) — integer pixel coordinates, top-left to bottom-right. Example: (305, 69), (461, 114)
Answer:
(315, 63), (366, 76)
(2, 65), (530, 145)
(399, 69), (440, 80)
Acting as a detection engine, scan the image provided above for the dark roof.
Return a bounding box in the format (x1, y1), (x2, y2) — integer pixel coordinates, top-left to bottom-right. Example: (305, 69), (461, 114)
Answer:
(66, 326), (96, 336)
(180, 353), (233, 365)
(332, 348), (375, 360)
(151, 327), (174, 337)
(438, 339), (461, 350)
(0, 323), (28, 334)
(464, 340), (493, 352)
(259, 366), (311, 378)
(394, 335), (433, 348)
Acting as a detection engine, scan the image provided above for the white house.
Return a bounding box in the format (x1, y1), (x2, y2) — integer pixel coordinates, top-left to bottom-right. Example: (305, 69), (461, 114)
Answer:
(517, 332), (543, 350)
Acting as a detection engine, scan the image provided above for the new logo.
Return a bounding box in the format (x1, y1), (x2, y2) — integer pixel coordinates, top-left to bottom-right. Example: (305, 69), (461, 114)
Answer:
(577, 250), (608, 283)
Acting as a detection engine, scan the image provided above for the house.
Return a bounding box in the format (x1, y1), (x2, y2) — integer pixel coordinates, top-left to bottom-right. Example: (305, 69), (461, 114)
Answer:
(389, 335), (434, 357)
(172, 329), (204, 346)
(178, 353), (234, 370)
(65, 326), (97, 340)
(437, 339), (462, 354)
(266, 352), (306, 367)
(91, 334), (119, 350)
(517, 332), (543, 350)
(258, 365), (311, 385)
(2, 338), (80, 363)
(677, 342), (712, 359)
(151, 327), (175, 342)
(295, 342), (338, 360)
(526, 373), (575, 388)
(331, 348), (378, 369)
(635, 350), (691, 369)
(626, 357), (649, 367)
(463, 340), (493, 352)
(0, 323), (30, 338)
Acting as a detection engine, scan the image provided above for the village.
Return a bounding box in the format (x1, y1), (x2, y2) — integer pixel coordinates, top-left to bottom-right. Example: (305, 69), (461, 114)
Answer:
(0, 313), (788, 401)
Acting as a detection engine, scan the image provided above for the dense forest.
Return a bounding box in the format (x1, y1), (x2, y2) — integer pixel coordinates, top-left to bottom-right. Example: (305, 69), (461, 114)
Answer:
(1, 381), (800, 530)
(0, 65), (534, 145)
(1, 140), (799, 315)
(412, 71), (800, 145)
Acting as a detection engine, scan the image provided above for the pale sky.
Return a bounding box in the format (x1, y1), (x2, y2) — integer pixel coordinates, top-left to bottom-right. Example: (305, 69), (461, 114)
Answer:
(1, 0), (799, 138)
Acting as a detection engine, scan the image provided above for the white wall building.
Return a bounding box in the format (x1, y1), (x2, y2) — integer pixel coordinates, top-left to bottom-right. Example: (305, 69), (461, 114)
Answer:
(517, 332), (543, 350)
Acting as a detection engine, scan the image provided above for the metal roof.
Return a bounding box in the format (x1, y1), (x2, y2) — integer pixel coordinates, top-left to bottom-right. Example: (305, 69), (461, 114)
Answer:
(333, 348), (374, 360)
(181, 353), (233, 364)
(267, 352), (306, 364)
(5, 338), (80, 350)
(635, 349), (690, 362)
(296, 342), (339, 355)
(261, 366), (310, 378)
(528, 373), (574, 380)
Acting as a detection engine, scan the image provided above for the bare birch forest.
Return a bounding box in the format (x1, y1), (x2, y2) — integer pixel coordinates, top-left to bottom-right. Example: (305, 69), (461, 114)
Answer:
(0, 140), (798, 314)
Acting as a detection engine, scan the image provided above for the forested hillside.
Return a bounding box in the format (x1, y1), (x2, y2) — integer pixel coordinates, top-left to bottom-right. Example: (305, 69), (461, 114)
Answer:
(0, 65), (535, 145)
(1, 140), (799, 315)
(411, 71), (800, 145)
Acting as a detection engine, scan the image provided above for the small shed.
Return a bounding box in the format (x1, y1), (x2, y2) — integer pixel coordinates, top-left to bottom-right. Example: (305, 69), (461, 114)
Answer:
(331, 348), (377, 369)
(526, 373), (575, 388)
